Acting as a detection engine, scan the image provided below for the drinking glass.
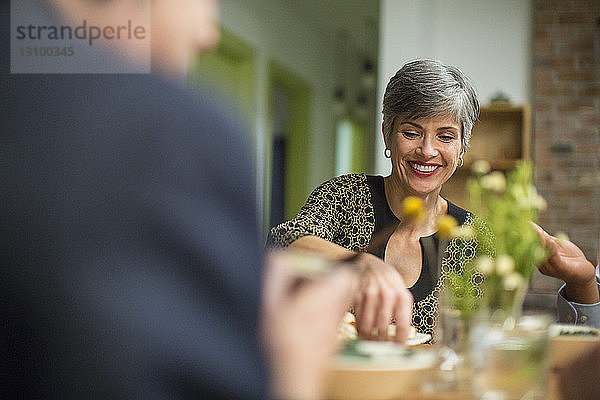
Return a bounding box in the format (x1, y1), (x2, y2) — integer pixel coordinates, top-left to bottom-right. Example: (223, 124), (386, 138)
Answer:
(422, 293), (472, 393)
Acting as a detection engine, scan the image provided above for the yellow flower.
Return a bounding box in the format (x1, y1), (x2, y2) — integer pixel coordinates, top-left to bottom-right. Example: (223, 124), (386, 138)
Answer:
(480, 171), (506, 193)
(495, 254), (515, 276)
(471, 159), (491, 176)
(503, 272), (525, 291)
(513, 185), (547, 211)
(436, 215), (458, 239)
(402, 196), (426, 223)
(555, 231), (570, 242)
(534, 195), (547, 211)
(475, 255), (494, 275)
(451, 225), (475, 240)
(534, 246), (547, 261)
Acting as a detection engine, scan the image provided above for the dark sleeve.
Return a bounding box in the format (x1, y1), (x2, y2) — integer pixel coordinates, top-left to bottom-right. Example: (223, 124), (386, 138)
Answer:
(2, 76), (267, 400)
(266, 174), (366, 249)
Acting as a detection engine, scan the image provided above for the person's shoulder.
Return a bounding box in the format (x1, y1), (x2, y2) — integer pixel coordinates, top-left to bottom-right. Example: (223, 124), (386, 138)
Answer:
(81, 75), (251, 182)
(329, 173), (367, 185)
(316, 173), (368, 191)
(127, 75), (239, 129)
(446, 199), (470, 225)
(108, 74), (248, 152)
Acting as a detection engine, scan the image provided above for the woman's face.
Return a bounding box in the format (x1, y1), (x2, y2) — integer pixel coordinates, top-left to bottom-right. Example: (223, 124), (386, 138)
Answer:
(388, 115), (462, 196)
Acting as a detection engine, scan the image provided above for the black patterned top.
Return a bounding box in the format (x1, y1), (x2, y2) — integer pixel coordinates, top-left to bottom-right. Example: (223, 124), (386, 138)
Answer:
(267, 174), (479, 336)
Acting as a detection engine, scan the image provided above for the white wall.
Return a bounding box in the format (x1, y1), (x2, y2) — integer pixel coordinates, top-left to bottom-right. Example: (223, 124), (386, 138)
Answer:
(219, 0), (339, 231)
(376, 0), (533, 175)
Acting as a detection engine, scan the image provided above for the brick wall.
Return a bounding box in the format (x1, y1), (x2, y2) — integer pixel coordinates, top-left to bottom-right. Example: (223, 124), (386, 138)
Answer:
(532, 0), (600, 294)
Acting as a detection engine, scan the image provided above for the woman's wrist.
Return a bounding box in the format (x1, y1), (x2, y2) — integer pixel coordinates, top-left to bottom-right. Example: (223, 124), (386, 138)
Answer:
(564, 276), (600, 304)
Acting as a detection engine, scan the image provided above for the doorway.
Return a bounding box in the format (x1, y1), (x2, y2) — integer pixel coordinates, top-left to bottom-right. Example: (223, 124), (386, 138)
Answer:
(187, 29), (255, 128)
(266, 62), (311, 230)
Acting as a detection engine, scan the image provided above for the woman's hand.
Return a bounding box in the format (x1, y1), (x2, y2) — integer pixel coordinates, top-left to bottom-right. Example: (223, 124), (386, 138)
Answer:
(532, 223), (599, 304)
(261, 251), (357, 400)
(352, 252), (414, 343)
(287, 236), (414, 342)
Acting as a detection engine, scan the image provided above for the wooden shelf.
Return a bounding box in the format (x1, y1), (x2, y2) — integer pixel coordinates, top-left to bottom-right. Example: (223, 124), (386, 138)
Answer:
(463, 103), (531, 166)
(463, 159), (519, 171)
(442, 104), (531, 209)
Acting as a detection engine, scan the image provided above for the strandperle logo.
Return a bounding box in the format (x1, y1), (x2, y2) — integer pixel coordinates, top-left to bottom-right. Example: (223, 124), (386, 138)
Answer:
(15, 19), (147, 47)
(11, 0), (151, 74)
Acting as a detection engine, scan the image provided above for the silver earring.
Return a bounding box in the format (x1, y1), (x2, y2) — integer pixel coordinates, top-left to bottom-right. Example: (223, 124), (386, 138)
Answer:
(384, 148), (391, 158)
(458, 155), (464, 167)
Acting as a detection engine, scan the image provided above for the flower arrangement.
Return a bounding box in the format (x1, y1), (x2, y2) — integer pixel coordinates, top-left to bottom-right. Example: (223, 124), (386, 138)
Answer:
(442, 160), (549, 323)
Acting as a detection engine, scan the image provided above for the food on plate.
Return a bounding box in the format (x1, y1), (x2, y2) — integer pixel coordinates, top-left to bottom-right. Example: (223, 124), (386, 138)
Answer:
(386, 324), (417, 340)
(337, 312), (417, 342)
(337, 312), (358, 342)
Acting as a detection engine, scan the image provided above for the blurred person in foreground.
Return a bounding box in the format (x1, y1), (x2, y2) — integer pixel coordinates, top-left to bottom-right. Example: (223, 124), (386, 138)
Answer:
(559, 341), (600, 400)
(1, 0), (360, 399)
(268, 59), (479, 339)
(533, 225), (600, 327)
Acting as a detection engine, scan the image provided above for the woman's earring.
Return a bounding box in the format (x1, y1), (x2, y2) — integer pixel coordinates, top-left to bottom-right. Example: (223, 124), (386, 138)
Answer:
(384, 148), (391, 158)
(458, 155), (464, 167)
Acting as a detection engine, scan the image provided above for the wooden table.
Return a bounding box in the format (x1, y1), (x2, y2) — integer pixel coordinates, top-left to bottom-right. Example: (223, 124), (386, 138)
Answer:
(326, 336), (598, 400)
(396, 372), (561, 400)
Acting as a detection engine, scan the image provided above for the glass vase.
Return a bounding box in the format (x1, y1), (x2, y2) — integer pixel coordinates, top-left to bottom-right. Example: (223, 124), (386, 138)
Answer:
(481, 279), (529, 330)
(469, 312), (552, 400)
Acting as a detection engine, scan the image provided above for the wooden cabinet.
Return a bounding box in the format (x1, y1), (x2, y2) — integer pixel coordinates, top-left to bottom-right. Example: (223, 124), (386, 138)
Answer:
(441, 104), (532, 209)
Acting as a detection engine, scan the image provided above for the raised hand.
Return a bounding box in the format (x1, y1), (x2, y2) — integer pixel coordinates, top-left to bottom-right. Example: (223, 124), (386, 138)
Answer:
(532, 223), (598, 304)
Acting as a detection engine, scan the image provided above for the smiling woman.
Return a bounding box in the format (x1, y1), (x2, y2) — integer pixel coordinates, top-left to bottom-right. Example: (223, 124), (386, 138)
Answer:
(267, 59), (482, 339)
(388, 116), (463, 197)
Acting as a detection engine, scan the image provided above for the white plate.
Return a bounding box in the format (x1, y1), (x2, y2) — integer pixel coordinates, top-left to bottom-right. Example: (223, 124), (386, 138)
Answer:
(334, 341), (437, 369)
(549, 323), (599, 338)
(407, 332), (431, 346)
(340, 334), (432, 363)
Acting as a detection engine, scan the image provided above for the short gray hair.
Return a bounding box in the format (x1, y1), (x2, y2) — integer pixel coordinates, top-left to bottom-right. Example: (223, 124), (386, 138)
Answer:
(382, 59), (479, 153)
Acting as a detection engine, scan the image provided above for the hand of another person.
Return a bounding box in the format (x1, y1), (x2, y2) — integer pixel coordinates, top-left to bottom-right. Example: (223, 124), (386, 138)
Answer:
(352, 252), (414, 343)
(532, 223), (599, 304)
(261, 251), (357, 400)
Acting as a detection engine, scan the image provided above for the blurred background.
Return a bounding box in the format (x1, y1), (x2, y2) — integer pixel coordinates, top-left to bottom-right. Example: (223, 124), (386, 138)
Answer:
(189, 0), (600, 310)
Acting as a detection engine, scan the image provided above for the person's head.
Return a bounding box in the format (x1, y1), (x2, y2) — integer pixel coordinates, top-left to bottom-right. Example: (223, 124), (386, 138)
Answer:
(150, 0), (220, 77)
(381, 59), (479, 197)
(49, 0), (220, 78)
(382, 59), (479, 155)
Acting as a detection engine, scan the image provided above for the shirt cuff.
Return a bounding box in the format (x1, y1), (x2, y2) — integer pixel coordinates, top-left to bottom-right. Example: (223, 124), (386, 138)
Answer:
(556, 265), (600, 327)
